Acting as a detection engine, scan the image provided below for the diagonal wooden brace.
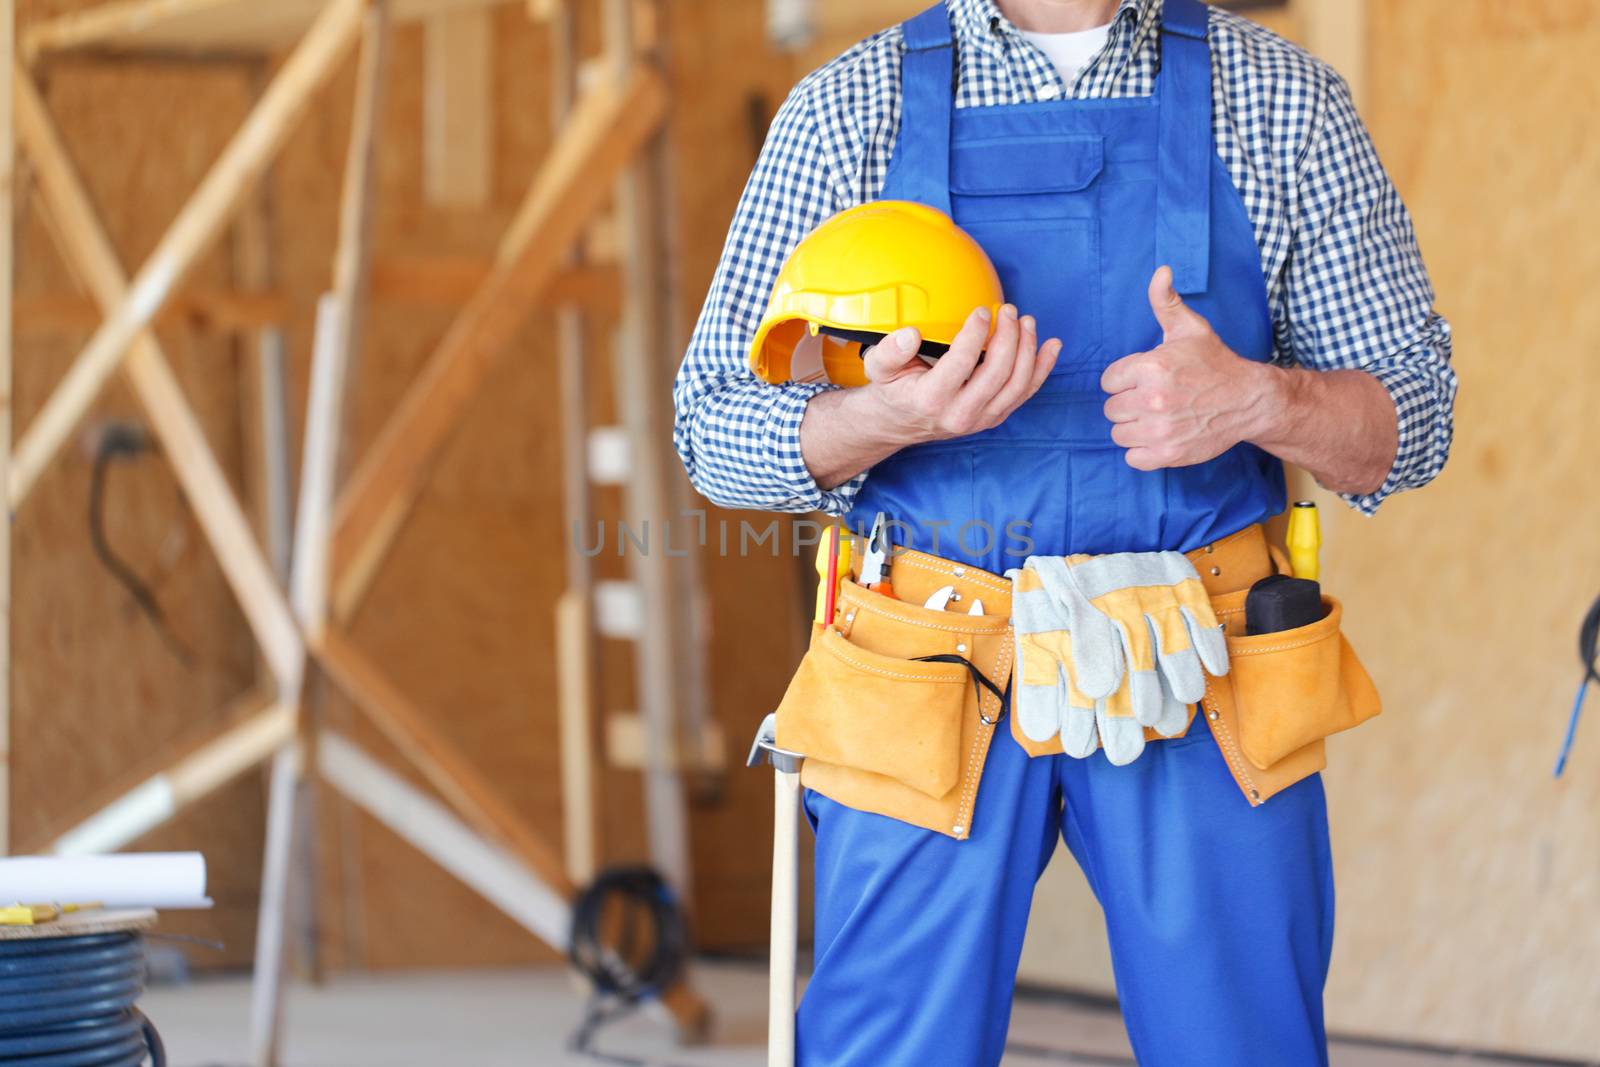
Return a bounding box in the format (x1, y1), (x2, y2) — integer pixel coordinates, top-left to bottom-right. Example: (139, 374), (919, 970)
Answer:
(311, 626), (575, 898)
(6, 0), (368, 513)
(327, 63), (669, 619)
(13, 66), (304, 689)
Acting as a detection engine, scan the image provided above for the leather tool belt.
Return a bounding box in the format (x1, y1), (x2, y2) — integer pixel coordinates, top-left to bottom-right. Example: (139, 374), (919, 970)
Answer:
(775, 523), (1382, 839)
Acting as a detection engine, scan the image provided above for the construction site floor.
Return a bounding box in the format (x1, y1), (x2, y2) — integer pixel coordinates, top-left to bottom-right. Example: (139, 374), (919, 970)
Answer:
(140, 960), (1577, 1066)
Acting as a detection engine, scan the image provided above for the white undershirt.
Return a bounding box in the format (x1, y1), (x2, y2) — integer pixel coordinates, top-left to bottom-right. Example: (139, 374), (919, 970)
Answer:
(1019, 23), (1114, 88)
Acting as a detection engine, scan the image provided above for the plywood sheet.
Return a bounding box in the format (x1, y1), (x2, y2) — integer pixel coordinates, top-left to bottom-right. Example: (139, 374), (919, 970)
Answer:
(1316, 1), (1600, 1058)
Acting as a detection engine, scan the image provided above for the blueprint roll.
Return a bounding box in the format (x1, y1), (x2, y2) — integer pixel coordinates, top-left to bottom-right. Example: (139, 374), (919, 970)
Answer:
(0, 852), (210, 908)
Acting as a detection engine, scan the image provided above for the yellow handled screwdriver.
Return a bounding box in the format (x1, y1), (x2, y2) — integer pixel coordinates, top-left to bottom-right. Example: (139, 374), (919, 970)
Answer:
(814, 526), (852, 624)
(1286, 500), (1322, 582)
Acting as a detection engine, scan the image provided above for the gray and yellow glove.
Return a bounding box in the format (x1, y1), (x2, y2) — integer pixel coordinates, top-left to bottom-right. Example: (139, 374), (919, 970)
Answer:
(1011, 552), (1229, 765)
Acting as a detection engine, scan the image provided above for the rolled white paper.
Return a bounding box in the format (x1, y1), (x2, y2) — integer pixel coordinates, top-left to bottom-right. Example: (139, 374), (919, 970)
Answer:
(0, 852), (210, 908)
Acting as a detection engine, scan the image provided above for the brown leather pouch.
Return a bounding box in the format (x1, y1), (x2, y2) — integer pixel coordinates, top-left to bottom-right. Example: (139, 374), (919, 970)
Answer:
(777, 625), (968, 799)
(1201, 589), (1382, 805)
(775, 573), (1012, 840)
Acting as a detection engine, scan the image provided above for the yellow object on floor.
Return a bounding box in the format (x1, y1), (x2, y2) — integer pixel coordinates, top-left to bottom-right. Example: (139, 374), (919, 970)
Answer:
(1, 904), (62, 926)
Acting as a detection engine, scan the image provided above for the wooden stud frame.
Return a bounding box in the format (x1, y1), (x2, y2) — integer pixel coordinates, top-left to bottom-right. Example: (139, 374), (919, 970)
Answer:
(8, 0), (696, 1059)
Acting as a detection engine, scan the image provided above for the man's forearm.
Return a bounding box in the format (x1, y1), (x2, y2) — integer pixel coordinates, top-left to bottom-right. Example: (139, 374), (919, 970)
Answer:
(800, 387), (914, 490)
(1250, 366), (1398, 496)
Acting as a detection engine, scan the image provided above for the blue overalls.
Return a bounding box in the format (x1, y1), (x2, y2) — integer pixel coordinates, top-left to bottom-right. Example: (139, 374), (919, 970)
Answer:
(807, 2), (1335, 1064)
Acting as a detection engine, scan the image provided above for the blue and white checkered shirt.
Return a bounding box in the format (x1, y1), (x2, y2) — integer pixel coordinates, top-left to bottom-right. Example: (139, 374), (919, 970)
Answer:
(674, 0), (1456, 517)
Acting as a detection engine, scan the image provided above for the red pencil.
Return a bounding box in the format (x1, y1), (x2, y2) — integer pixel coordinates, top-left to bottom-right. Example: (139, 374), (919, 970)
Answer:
(823, 526), (841, 625)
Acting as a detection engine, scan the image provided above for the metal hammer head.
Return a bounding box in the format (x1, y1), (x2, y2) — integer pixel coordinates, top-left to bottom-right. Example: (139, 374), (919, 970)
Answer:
(746, 712), (805, 774)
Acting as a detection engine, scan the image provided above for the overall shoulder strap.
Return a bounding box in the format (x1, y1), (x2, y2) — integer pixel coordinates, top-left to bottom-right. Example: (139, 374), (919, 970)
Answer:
(888, 3), (956, 213)
(1156, 0), (1214, 295)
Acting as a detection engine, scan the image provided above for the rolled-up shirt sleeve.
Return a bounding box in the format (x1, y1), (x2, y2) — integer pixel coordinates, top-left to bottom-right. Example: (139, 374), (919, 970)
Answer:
(1282, 71), (1457, 515)
(673, 79), (866, 516)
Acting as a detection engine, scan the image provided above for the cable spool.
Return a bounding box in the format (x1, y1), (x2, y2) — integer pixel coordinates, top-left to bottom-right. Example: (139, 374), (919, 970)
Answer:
(567, 867), (690, 1062)
(0, 926), (165, 1067)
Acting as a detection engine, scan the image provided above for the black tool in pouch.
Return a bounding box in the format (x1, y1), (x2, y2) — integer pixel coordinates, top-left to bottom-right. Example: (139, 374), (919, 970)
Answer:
(1245, 574), (1326, 636)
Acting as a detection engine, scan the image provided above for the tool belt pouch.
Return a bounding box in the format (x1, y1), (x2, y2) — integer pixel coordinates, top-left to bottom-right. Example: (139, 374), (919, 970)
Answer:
(1204, 591), (1382, 803)
(775, 581), (1011, 841)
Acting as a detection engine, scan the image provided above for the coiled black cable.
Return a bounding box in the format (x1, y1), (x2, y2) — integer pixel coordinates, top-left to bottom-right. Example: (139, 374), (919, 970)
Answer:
(567, 867), (692, 1066)
(0, 932), (165, 1067)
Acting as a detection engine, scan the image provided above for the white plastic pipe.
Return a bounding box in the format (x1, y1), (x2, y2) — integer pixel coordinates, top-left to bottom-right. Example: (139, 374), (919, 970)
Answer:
(0, 852), (209, 907)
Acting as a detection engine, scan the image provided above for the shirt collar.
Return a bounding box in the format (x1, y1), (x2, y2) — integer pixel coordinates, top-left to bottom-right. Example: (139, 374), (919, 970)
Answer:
(947, 0), (1160, 65)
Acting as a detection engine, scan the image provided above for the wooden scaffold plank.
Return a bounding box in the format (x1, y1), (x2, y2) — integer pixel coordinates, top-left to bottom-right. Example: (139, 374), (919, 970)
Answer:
(327, 63), (669, 618)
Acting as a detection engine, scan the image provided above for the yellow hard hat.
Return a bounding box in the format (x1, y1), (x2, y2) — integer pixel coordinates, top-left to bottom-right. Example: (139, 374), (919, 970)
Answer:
(748, 201), (1004, 388)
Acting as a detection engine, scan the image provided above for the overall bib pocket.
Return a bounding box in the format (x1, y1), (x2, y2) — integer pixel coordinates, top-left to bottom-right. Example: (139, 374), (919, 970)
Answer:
(951, 134), (1106, 370)
(775, 575), (1014, 840)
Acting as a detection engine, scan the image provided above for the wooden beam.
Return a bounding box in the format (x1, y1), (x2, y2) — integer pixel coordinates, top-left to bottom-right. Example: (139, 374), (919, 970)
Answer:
(312, 627), (575, 899)
(0, 0), (12, 858)
(319, 730), (571, 948)
(547, 0), (600, 887)
(231, 143), (294, 583)
(44, 694), (293, 855)
(291, 4), (389, 637)
(249, 743), (301, 1067)
(14, 289), (287, 336)
(422, 8), (492, 208)
(328, 64), (668, 618)
(255, 13), (391, 1058)
(368, 255), (620, 315)
(555, 592), (598, 882)
(13, 68), (304, 691)
(7, 0), (367, 510)
(21, 0), (506, 58)
(600, 0), (694, 899)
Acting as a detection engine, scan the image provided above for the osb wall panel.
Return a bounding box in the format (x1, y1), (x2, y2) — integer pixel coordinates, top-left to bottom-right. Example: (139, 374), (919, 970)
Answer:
(1317, 0), (1600, 1057)
(10, 17), (265, 964)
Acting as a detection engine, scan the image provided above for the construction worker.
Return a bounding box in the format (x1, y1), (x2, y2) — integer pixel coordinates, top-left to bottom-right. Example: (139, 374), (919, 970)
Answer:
(675, 1), (1456, 1065)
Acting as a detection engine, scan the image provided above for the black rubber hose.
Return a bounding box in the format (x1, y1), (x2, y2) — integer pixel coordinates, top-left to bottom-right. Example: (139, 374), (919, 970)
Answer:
(0, 933), (165, 1067)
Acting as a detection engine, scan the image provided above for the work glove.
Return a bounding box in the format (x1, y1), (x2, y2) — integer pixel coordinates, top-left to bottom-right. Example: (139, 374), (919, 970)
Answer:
(1010, 552), (1229, 765)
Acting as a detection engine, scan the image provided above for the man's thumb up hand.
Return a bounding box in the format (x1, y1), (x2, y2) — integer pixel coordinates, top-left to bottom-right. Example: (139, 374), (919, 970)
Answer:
(1102, 266), (1263, 473)
(1148, 265), (1212, 342)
